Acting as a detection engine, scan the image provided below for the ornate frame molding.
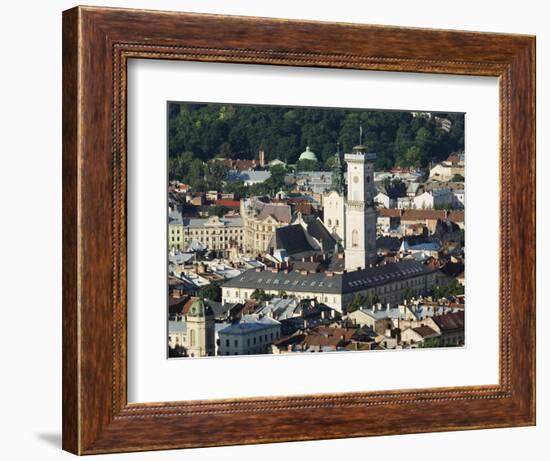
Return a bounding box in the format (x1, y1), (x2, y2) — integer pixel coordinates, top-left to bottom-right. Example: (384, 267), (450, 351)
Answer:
(63, 6), (535, 454)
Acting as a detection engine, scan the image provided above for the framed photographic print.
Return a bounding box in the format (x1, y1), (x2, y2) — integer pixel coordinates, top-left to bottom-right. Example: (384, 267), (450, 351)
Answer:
(62, 6), (536, 455)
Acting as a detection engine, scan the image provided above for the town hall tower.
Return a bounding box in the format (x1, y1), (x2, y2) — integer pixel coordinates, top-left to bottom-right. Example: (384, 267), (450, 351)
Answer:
(344, 144), (378, 270)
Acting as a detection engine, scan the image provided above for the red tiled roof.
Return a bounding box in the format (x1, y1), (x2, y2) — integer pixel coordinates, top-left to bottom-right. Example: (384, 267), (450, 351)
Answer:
(213, 158), (259, 171)
(433, 311), (465, 332)
(448, 211), (465, 223)
(378, 208), (402, 218)
(402, 210), (447, 221)
(214, 199), (240, 208)
(293, 202), (314, 215)
(182, 297), (198, 315)
(412, 326), (439, 338)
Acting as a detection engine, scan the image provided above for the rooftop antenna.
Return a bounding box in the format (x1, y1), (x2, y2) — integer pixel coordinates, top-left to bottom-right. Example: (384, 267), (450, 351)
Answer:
(336, 141), (340, 155)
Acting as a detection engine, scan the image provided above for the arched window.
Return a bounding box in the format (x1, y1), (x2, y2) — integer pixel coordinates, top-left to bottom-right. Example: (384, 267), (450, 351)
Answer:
(352, 229), (359, 247)
(189, 330), (195, 347)
(328, 218), (332, 227)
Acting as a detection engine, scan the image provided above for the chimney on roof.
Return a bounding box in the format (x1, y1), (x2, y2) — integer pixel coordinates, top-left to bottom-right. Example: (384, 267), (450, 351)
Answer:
(386, 303), (390, 311)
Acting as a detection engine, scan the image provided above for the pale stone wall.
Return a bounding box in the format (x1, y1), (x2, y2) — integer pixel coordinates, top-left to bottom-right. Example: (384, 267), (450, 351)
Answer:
(185, 316), (215, 358)
(344, 152), (377, 270)
(322, 190), (345, 243)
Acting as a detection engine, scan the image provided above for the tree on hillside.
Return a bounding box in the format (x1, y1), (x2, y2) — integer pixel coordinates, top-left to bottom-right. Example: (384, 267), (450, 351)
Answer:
(168, 103), (465, 185)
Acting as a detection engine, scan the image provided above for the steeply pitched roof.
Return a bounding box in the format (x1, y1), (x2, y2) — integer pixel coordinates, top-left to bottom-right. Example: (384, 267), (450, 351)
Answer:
(306, 219), (336, 251)
(272, 224), (317, 256)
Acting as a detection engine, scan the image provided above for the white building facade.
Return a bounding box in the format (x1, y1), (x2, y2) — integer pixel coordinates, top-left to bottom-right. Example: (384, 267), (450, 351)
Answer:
(322, 189), (345, 243)
(217, 315), (281, 356)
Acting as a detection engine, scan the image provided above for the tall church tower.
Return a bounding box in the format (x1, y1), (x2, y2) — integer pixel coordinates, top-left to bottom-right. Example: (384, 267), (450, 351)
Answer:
(185, 299), (215, 357)
(344, 144), (377, 271)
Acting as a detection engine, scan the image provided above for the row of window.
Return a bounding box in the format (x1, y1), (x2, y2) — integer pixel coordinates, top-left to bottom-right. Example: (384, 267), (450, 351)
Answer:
(170, 227), (243, 235)
(254, 225), (275, 232)
(170, 235), (243, 243)
(223, 330), (280, 349)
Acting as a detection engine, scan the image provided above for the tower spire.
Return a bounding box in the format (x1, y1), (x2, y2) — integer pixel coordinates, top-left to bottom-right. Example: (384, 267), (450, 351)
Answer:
(331, 143), (343, 194)
(359, 123), (363, 146)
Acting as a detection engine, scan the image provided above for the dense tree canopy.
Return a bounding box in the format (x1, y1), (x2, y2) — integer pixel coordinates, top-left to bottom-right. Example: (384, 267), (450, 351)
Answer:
(168, 103), (464, 183)
(197, 283), (221, 302)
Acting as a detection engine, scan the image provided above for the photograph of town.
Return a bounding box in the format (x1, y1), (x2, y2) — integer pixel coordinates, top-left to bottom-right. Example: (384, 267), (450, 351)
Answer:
(167, 102), (465, 358)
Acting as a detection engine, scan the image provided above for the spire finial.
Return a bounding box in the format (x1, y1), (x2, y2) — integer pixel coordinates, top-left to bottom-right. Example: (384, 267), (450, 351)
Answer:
(359, 123), (363, 146)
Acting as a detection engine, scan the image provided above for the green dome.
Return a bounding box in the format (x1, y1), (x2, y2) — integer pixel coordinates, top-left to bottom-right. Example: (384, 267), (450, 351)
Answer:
(188, 299), (213, 318)
(298, 146), (318, 162)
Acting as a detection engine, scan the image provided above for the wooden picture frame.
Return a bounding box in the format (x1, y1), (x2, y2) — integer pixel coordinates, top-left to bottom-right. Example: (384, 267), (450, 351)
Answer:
(62, 5), (536, 455)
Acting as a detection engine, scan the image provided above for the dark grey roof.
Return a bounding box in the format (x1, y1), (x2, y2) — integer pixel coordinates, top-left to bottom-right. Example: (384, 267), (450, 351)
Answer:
(306, 219), (336, 251)
(376, 236), (401, 252)
(222, 260), (437, 295)
(272, 224), (316, 256)
(205, 300), (233, 319)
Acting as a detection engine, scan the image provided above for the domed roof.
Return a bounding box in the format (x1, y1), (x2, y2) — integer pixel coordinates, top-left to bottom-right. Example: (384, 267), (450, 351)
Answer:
(188, 299), (213, 318)
(298, 146), (318, 162)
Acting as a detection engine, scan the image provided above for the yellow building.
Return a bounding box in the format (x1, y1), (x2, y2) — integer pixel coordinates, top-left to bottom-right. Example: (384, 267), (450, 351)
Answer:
(168, 210), (244, 253)
(240, 198), (293, 255)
